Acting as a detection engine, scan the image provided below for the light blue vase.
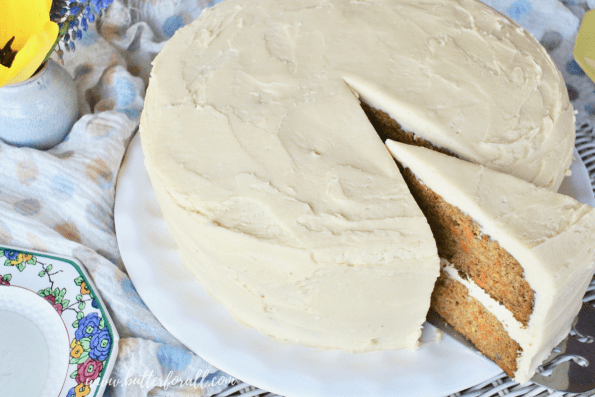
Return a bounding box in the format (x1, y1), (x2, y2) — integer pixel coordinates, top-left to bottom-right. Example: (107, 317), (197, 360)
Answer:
(0, 59), (79, 150)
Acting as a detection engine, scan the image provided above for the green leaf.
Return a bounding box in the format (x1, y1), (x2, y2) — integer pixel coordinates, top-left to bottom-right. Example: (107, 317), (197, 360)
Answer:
(78, 301), (86, 310)
(61, 299), (70, 308)
(51, 289), (59, 297)
(16, 263), (24, 272)
(80, 338), (91, 350)
(76, 311), (84, 320)
(72, 357), (86, 365)
(70, 370), (78, 379)
(4, 259), (10, 267)
(72, 320), (79, 328)
(0, 249), (4, 257)
(38, 270), (45, 277)
(44, 287), (51, 295)
(99, 318), (105, 329)
(45, 264), (52, 272)
(74, 276), (83, 286)
(76, 294), (82, 302)
(79, 351), (89, 361)
(59, 288), (66, 299)
(2, 274), (11, 282)
(27, 257), (36, 265)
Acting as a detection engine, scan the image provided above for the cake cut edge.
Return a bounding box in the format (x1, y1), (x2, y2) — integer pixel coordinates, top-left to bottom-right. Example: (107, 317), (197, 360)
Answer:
(386, 139), (595, 383)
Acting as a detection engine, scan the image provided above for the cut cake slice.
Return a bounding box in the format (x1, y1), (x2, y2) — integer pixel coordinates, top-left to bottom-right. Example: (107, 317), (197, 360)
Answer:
(386, 140), (595, 383)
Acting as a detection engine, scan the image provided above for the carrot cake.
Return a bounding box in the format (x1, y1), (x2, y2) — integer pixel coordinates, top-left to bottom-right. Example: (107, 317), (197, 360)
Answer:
(387, 140), (595, 383)
(140, 0), (576, 352)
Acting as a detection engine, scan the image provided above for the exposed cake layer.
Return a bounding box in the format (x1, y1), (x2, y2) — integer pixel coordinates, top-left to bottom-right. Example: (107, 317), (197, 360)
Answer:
(386, 141), (595, 382)
(361, 103), (457, 157)
(397, 163), (535, 326)
(431, 269), (521, 378)
(440, 260), (592, 382)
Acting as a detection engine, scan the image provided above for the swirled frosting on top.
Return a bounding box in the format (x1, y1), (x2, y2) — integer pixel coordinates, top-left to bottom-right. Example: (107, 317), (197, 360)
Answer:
(141, 0), (573, 351)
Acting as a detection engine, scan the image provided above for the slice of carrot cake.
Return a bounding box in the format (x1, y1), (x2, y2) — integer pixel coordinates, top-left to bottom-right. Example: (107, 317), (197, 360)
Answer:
(386, 140), (595, 383)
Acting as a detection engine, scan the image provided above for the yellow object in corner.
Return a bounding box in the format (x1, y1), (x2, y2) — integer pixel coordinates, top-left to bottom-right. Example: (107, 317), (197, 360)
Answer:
(0, 0), (59, 87)
(575, 9), (595, 84)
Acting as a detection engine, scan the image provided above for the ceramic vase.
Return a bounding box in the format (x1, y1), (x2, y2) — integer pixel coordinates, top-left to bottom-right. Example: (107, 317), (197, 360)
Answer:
(0, 59), (79, 150)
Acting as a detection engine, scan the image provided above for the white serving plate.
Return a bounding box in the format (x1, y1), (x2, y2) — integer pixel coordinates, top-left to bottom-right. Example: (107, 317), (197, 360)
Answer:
(115, 133), (593, 397)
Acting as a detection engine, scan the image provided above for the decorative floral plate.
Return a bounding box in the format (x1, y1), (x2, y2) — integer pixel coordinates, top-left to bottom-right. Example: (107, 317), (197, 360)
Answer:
(0, 246), (119, 397)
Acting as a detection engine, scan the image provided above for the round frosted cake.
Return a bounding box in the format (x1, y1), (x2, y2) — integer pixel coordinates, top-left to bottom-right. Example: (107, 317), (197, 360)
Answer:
(140, 0), (575, 354)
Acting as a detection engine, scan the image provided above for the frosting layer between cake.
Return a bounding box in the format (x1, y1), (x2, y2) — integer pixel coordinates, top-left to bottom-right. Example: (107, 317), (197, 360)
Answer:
(387, 140), (595, 382)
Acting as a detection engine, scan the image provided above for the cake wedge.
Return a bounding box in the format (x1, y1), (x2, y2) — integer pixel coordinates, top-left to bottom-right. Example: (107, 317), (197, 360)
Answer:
(386, 140), (595, 383)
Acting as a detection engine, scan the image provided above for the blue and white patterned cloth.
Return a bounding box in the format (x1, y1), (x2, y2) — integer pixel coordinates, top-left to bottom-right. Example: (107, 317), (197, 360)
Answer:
(0, 1), (593, 396)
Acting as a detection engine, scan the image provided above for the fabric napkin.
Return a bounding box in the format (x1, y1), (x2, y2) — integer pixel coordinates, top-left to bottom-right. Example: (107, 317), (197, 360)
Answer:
(0, 1), (232, 396)
(0, 1), (593, 397)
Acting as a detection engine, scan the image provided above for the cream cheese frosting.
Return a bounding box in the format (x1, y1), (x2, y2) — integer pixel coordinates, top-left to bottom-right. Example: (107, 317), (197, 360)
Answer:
(141, 0), (576, 352)
(386, 141), (595, 382)
(143, 0), (575, 191)
(141, 0), (457, 351)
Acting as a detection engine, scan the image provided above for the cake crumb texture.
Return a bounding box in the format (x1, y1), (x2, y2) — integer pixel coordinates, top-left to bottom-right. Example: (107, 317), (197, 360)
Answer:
(431, 273), (521, 378)
(361, 102), (456, 158)
(386, 140), (595, 383)
(400, 166), (535, 326)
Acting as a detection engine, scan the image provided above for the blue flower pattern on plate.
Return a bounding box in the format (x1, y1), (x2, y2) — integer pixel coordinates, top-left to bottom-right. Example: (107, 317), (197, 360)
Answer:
(75, 312), (101, 340)
(89, 328), (112, 361)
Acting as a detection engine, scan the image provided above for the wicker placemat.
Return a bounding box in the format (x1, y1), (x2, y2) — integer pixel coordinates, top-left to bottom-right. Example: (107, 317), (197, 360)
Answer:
(212, 122), (595, 397)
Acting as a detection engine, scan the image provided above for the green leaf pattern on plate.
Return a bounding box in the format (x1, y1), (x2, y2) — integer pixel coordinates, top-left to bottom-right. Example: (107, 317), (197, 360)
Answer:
(1, 249), (36, 272)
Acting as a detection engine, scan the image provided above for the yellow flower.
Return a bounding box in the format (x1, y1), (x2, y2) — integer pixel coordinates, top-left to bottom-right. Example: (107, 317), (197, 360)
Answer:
(0, 0), (59, 87)
(10, 253), (32, 266)
(70, 339), (84, 358)
(80, 281), (90, 295)
(74, 383), (91, 397)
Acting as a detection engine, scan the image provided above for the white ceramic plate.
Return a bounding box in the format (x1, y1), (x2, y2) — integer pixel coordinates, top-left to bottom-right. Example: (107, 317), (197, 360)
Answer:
(115, 133), (593, 397)
(0, 246), (119, 397)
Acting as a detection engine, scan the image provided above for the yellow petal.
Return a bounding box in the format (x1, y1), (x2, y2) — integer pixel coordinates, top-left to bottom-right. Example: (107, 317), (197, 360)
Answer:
(575, 10), (595, 85)
(0, 0), (53, 50)
(0, 21), (59, 87)
(0, 65), (11, 89)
